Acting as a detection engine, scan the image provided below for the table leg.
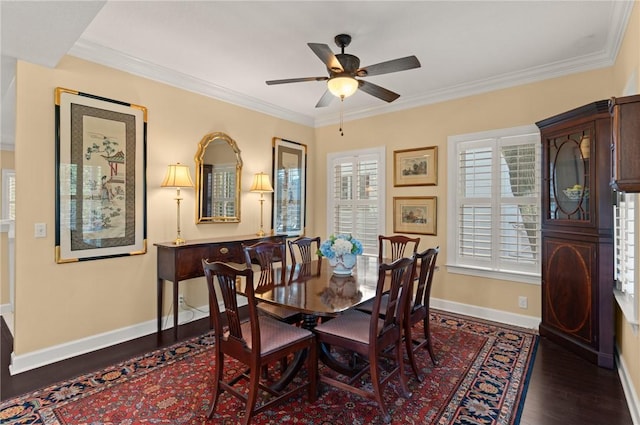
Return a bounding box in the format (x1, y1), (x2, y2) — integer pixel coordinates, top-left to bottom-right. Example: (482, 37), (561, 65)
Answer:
(172, 280), (179, 340)
(157, 278), (163, 338)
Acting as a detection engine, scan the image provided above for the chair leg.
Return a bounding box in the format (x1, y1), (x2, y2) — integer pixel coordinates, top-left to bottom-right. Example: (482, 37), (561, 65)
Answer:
(207, 350), (225, 419)
(405, 322), (422, 382)
(395, 335), (412, 398)
(368, 354), (391, 423)
(243, 366), (260, 425)
(424, 317), (437, 365)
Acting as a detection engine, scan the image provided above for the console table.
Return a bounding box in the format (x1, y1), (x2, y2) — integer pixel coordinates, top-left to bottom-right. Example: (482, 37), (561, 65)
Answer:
(155, 234), (286, 340)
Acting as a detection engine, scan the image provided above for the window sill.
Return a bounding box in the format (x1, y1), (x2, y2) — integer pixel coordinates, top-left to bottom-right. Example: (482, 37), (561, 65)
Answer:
(614, 288), (639, 334)
(446, 264), (540, 285)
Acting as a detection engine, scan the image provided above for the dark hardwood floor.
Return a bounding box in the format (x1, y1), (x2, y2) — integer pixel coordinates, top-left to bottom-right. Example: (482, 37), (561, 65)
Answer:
(0, 315), (634, 424)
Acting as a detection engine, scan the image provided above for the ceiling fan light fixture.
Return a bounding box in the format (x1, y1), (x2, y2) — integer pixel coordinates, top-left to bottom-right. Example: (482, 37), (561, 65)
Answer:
(327, 75), (358, 99)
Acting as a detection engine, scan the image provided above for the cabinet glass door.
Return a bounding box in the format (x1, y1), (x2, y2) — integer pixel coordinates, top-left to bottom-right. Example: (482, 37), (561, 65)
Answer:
(548, 129), (591, 221)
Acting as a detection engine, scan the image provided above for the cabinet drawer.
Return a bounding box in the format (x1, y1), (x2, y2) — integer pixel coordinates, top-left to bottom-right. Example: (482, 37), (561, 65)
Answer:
(209, 243), (243, 263)
(175, 246), (209, 280)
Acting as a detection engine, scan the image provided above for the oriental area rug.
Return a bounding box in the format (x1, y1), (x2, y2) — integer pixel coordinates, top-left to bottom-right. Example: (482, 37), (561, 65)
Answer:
(0, 311), (538, 425)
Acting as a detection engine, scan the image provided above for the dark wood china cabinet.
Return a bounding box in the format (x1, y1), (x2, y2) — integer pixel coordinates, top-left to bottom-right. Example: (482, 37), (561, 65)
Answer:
(610, 94), (640, 192)
(537, 100), (614, 369)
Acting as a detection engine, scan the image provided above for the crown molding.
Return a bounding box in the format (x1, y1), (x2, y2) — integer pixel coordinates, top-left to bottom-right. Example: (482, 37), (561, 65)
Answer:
(68, 40), (315, 127)
(315, 48), (617, 128)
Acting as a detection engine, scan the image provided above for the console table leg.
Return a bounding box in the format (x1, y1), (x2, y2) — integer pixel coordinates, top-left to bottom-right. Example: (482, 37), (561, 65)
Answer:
(172, 280), (179, 340)
(157, 278), (163, 338)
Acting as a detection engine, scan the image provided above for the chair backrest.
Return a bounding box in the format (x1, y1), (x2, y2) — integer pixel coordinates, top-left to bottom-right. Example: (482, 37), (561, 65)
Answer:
(369, 256), (416, 342)
(243, 240), (287, 292)
(288, 236), (321, 264)
(202, 259), (259, 353)
(288, 236), (322, 281)
(378, 235), (420, 262)
(412, 247), (439, 315)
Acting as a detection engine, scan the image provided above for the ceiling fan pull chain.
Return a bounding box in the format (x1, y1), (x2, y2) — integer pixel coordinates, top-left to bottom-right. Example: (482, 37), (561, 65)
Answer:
(339, 96), (345, 136)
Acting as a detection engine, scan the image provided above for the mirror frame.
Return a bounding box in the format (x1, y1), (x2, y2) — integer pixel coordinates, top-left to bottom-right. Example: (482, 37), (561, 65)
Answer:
(194, 132), (242, 223)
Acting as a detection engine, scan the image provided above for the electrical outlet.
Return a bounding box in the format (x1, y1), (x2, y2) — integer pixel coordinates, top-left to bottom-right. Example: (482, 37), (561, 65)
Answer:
(178, 294), (185, 308)
(518, 296), (528, 309)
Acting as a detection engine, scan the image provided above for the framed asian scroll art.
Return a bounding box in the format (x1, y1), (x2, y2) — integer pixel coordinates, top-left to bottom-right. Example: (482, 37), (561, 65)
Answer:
(55, 87), (147, 263)
(271, 137), (307, 237)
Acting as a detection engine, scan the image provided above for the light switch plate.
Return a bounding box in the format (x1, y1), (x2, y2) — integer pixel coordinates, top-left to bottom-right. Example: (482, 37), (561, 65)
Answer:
(35, 223), (47, 238)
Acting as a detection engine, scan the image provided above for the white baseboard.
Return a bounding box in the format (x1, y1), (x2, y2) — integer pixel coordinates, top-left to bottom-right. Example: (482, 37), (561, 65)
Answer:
(616, 345), (640, 425)
(10, 297), (531, 375)
(9, 306), (210, 375)
(430, 297), (541, 330)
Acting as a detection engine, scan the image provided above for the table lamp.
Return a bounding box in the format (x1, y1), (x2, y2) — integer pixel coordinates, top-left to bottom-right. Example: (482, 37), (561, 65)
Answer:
(161, 163), (194, 245)
(250, 172), (273, 237)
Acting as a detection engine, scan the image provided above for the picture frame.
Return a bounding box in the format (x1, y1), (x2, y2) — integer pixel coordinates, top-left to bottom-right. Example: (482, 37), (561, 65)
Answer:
(271, 137), (307, 237)
(393, 146), (438, 186)
(393, 196), (437, 235)
(55, 87), (147, 263)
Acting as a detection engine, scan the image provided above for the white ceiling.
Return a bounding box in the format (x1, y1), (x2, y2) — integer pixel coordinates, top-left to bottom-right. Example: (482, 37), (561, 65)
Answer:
(1, 0), (635, 143)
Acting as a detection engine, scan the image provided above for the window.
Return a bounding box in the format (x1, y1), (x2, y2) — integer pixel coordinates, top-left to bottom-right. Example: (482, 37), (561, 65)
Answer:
(327, 147), (385, 256)
(2, 169), (15, 220)
(614, 191), (638, 327)
(447, 125), (541, 283)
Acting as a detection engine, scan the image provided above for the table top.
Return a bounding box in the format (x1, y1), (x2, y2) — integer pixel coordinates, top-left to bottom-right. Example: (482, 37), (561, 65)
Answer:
(253, 256), (383, 316)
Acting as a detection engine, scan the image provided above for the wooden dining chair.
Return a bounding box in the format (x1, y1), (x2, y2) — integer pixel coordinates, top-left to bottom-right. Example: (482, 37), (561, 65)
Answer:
(358, 247), (439, 381)
(404, 247), (439, 381)
(202, 260), (317, 424)
(288, 236), (322, 281)
(243, 241), (302, 325)
(288, 236), (321, 264)
(313, 256), (416, 423)
(378, 234), (420, 262)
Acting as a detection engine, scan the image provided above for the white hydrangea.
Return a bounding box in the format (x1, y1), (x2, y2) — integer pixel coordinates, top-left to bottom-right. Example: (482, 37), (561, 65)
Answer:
(332, 238), (353, 256)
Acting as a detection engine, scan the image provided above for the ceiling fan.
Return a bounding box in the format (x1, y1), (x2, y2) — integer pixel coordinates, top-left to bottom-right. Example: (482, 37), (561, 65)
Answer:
(266, 34), (421, 108)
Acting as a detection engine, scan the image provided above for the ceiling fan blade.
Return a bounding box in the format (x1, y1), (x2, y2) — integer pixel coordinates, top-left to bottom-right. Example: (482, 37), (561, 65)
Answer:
(358, 80), (400, 103)
(358, 55), (421, 77)
(266, 76), (328, 85)
(315, 90), (334, 108)
(308, 43), (343, 72)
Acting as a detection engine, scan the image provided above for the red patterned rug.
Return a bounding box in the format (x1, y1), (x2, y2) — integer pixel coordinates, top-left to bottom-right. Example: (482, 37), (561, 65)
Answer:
(0, 311), (538, 424)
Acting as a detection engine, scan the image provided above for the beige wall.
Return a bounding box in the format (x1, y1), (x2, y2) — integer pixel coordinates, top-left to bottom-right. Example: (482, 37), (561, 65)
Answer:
(314, 68), (614, 317)
(13, 56), (314, 354)
(1, 149), (15, 305)
(613, 0), (640, 407)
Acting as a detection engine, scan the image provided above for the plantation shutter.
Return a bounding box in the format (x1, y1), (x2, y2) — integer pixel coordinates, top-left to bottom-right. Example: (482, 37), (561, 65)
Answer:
(454, 131), (540, 275)
(3, 170), (16, 219)
(328, 148), (385, 256)
(615, 192), (636, 295)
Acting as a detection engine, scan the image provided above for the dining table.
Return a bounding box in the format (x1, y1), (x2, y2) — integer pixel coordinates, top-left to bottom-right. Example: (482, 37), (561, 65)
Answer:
(253, 255), (381, 325)
(247, 255), (388, 390)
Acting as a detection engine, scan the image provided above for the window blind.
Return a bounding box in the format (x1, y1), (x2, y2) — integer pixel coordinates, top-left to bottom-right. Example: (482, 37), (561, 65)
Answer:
(615, 192), (636, 295)
(451, 128), (540, 276)
(328, 148), (385, 256)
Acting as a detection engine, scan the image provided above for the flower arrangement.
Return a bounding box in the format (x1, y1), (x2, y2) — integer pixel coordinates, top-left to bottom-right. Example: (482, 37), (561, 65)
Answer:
(318, 234), (364, 259)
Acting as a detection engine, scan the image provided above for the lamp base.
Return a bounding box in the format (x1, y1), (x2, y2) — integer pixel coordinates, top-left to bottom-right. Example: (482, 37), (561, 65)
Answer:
(173, 237), (187, 245)
(256, 229), (266, 237)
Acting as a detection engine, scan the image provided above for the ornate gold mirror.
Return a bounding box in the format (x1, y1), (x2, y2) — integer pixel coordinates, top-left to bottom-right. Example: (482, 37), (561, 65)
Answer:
(195, 132), (242, 223)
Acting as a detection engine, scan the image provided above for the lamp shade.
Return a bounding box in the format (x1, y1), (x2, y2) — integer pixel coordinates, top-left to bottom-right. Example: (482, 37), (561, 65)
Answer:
(327, 75), (359, 99)
(161, 163), (194, 188)
(250, 172), (274, 193)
